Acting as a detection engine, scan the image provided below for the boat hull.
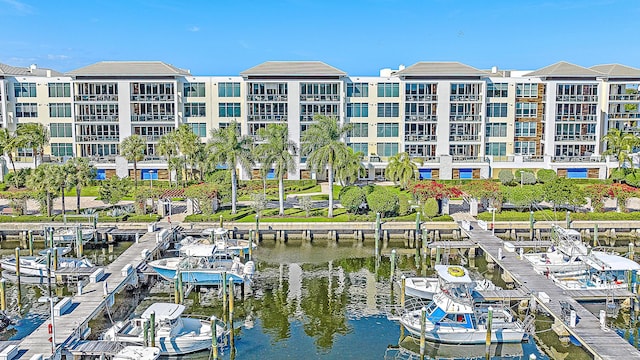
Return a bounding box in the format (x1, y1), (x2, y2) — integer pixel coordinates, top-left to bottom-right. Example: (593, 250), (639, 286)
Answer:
(148, 262), (245, 285)
(401, 320), (526, 344)
(404, 277), (439, 300)
(0, 257), (93, 278)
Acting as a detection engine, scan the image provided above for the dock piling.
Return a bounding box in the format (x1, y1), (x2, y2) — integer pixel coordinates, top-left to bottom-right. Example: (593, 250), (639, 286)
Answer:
(390, 249), (396, 284)
(485, 306), (493, 360)
(400, 275), (406, 308)
(15, 247), (21, 309)
(419, 306), (426, 360)
(222, 272), (228, 323)
(150, 312), (156, 347)
(229, 280), (235, 355)
(594, 224), (599, 247)
(0, 279), (5, 311)
(28, 230), (33, 256)
(143, 319), (149, 347)
(211, 316), (219, 360)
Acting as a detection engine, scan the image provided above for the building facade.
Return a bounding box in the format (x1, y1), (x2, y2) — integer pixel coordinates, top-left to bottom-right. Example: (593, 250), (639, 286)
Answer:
(0, 60), (639, 181)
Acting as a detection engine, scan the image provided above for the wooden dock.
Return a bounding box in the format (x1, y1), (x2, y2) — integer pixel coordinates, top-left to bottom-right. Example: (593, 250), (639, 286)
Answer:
(427, 240), (553, 249)
(17, 227), (172, 359)
(462, 222), (640, 360)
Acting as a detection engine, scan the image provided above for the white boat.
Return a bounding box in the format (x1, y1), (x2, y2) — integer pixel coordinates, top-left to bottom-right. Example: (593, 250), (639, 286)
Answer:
(113, 346), (160, 360)
(0, 252), (94, 278)
(202, 227), (257, 255)
(404, 265), (499, 300)
(103, 303), (224, 356)
(147, 253), (255, 286)
(52, 227), (95, 244)
(399, 292), (531, 344)
(550, 251), (640, 290)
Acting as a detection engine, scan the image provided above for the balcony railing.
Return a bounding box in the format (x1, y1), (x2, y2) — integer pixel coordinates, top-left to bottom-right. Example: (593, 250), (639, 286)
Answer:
(552, 155), (604, 163)
(405, 115), (437, 122)
(555, 95), (598, 102)
(452, 156), (488, 163)
(247, 95), (288, 101)
(76, 135), (120, 142)
(608, 112), (640, 119)
(75, 115), (119, 122)
(609, 94), (640, 101)
(523, 155), (545, 162)
(449, 115), (482, 122)
(89, 155), (117, 164)
(490, 156), (515, 162)
(405, 95), (438, 102)
(74, 94), (118, 102)
(405, 135), (437, 142)
(554, 134), (596, 141)
(299, 95), (340, 101)
(140, 156), (166, 163)
(247, 115), (288, 122)
(131, 114), (175, 122)
(449, 135), (480, 142)
(130, 94), (175, 102)
(555, 115), (597, 122)
(450, 95), (482, 101)
(409, 155), (440, 163)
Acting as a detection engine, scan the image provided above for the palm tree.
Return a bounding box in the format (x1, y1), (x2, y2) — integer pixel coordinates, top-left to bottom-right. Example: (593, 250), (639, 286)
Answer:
(66, 158), (95, 214)
(120, 135), (147, 189)
(603, 128), (639, 170)
(335, 147), (365, 186)
(26, 163), (59, 216)
(176, 124), (200, 181)
(49, 164), (70, 215)
(17, 123), (49, 168)
(0, 129), (20, 188)
(169, 156), (186, 187)
(207, 121), (254, 214)
(256, 123), (297, 216)
(301, 115), (352, 218)
(157, 131), (178, 187)
(385, 152), (423, 189)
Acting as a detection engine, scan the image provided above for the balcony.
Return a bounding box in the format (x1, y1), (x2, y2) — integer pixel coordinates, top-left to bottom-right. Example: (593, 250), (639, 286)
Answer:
(555, 95), (598, 102)
(76, 135), (120, 142)
(449, 135), (480, 142)
(405, 95), (437, 102)
(74, 94), (118, 102)
(609, 94), (640, 101)
(405, 135), (437, 142)
(75, 115), (119, 122)
(140, 156), (166, 163)
(523, 155), (545, 162)
(555, 115), (597, 122)
(552, 156), (604, 163)
(405, 115), (437, 122)
(452, 156), (488, 163)
(89, 155), (117, 164)
(449, 115), (481, 122)
(554, 134), (596, 141)
(490, 156), (515, 162)
(608, 112), (640, 119)
(299, 95), (340, 102)
(409, 155), (440, 163)
(130, 114), (175, 122)
(130, 94), (175, 102)
(247, 95), (288, 102)
(449, 95), (482, 101)
(247, 115), (288, 122)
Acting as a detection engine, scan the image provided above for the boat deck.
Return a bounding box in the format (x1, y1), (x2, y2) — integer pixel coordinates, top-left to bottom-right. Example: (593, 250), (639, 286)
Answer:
(462, 221), (640, 360)
(17, 228), (171, 359)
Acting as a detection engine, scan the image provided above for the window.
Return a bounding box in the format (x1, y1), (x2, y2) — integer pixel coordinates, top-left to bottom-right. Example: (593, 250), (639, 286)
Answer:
(50, 123), (72, 137)
(377, 83), (399, 97)
(219, 103), (241, 117)
(15, 103), (37, 117)
(515, 122), (537, 137)
(184, 82), (205, 97)
(218, 82), (241, 97)
(17, 148), (33, 157)
(377, 103), (399, 117)
(14, 83), (36, 97)
(487, 83), (508, 98)
(377, 123), (399, 137)
(184, 103), (206, 117)
(349, 143), (368, 154)
(377, 142), (399, 156)
(48, 83), (70, 97)
(515, 102), (537, 117)
(347, 103), (368, 117)
(486, 103), (507, 117)
(514, 141), (536, 155)
(349, 123), (368, 137)
(49, 103), (71, 117)
(485, 123), (507, 137)
(347, 83), (368, 97)
(516, 83), (538, 98)
(189, 123), (207, 137)
(50, 143), (73, 157)
(486, 143), (506, 156)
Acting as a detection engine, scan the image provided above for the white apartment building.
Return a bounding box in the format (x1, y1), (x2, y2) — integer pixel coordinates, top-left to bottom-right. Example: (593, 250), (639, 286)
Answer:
(0, 60), (639, 181)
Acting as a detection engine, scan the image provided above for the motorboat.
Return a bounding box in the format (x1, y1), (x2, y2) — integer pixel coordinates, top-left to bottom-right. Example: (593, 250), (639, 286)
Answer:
(202, 227), (257, 255)
(52, 227), (95, 244)
(147, 252), (255, 286)
(404, 265), (500, 300)
(398, 291), (531, 344)
(113, 346), (160, 360)
(103, 303), (224, 356)
(0, 250), (94, 278)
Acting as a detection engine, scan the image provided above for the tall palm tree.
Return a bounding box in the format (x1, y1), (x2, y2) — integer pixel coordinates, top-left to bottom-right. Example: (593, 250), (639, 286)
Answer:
(49, 164), (70, 215)
(17, 123), (49, 168)
(66, 158), (95, 214)
(120, 135), (147, 189)
(335, 147), (365, 186)
(256, 123), (297, 216)
(301, 115), (352, 218)
(385, 152), (423, 189)
(603, 128), (639, 170)
(26, 163), (59, 216)
(157, 131), (178, 187)
(0, 129), (20, 188)
(169, 156), (186, 187)
(207, 121), (254, 214)
(176, 124), (200, 181)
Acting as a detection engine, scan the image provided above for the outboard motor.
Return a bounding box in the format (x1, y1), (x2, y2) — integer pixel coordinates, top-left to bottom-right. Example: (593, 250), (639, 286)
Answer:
(243, 261), (256, 279)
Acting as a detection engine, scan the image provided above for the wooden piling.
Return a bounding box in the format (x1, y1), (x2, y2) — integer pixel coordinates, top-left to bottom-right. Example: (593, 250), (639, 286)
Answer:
(229, 280), (235, 355)
(28, 230), (33, 256)
(211, 316), (219, 360)
(420, 306), (426, 360)
(150, 312), (156, 347)
(390, 249), (396, 284)
(485, 306), (493, 359)
(0, 279), (5, 311)
(15, 247), (21, 309)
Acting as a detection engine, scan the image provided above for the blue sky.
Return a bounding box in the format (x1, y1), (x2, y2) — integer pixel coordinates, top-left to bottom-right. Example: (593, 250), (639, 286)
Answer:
(0, 0), (637, 76)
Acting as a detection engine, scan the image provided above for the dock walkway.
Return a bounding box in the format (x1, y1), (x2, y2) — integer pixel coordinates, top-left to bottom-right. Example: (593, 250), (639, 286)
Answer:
(18, 227), (171, 359)
(463, 222), (640, 360)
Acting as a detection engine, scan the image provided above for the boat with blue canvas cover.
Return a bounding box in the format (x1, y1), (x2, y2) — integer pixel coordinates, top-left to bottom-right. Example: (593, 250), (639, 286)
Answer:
(147, 252), (255, 285)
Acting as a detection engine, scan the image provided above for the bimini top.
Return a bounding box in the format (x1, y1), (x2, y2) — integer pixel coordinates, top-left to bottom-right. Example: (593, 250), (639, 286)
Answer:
(435, 265), (473, 284)
(587, 252), (640, 271)
(141, 303), (185, 321)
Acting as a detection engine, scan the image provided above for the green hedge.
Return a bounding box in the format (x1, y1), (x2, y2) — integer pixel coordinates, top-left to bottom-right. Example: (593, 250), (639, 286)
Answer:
(127, 214), (162, 222)
(0, 215), (55, 222)
(477, 210), (640, 222)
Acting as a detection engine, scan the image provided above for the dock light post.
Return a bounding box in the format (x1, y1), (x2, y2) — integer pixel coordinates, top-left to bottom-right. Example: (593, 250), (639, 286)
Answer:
(149, 170), (155, 189)
(518, 170), (524, 188)
(488, 207), (496, 235)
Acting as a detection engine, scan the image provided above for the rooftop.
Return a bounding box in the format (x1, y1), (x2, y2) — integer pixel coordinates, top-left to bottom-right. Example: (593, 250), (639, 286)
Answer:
(526, 61), (602, 77)
(240, 61), (346, 77)
(0, 63), (63, 77)
(67, 61), (190, 77)
(590, 64), (640, 78)
(398, 62), (487, 77)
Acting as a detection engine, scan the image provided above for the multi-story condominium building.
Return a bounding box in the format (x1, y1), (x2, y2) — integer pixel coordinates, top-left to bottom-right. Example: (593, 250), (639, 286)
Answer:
(1, 59), (639, 181)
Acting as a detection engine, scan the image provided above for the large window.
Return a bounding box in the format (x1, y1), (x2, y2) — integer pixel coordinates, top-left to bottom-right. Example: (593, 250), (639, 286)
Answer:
(185, 103), (206, 117)
(514, 141), (536, 155)
(487, 83), (508, 98)
(48, 83), (70, 97)
(377, 103), (399, 117)
(184, 82), (206, 97)
(377, 142), (399, 156)
(50, 143), (73, 157)
(349, 143), (368, 155)
(377, 83), (399, 97)
(50, 123), (72, 137)
(515, 122), (537, 136)
(14, 83), (36, 97)
(486, 103), (507, 117)
(486, 143), (506, 156)
(49, 103), (71, 117)
(485, 123), (507, 137)
(515, 102), (537, 117)
(219, 103), (241, 117)
(189, 123), (207, 137)
(349, 123), (368, 137)
(218, 82), (240, 97)
(346, 83), (368, 97)
(516, 83), (538, 98)
(377, 123), (398, 137)
(15, 103), (37, 117)
(347, 103), (368, 117)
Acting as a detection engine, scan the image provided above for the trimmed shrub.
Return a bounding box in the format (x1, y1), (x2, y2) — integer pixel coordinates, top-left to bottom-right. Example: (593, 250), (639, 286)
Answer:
(498, 170), (514, 185)
(422, 197), (439, 219)
(397, 193), (413, 216)
(536, 169), (558, 184)
(366, 187), (399, 217)
(340, 187), (366, 214)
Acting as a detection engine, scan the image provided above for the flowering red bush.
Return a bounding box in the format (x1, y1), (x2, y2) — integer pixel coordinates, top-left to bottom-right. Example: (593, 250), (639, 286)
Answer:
(410, 181), (462, 201)
(585, 183), (639, 212)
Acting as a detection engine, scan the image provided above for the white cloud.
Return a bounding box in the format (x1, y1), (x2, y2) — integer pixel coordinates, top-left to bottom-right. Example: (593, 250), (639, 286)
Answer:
(46, 54), (70, 60)
(188, 26), (200, 32)
(0, 0), (33, 14)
